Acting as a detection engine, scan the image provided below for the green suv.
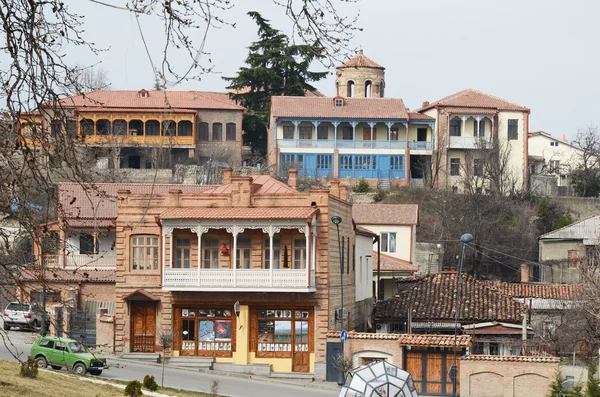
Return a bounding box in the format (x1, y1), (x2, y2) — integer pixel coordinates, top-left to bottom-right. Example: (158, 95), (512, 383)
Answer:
(31, 336), (108, 375)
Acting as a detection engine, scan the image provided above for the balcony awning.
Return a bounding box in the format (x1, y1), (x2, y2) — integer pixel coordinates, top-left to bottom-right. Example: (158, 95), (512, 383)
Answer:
(123, 289), (160, 302)
(159, 207), (318, 222)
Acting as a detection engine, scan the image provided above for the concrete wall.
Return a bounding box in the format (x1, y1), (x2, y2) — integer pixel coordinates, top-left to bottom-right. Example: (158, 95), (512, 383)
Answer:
(539, 239), (583, 284)
(355, 234), (374, 302)
(359, 224), (413, 263)
(460, 356), (558, 397)
(547, 196), (600, 221)
(415, 242), (443, 274)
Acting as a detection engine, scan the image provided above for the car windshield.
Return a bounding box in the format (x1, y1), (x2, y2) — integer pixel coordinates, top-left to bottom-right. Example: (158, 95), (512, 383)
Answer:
(69, 342), (84, 353)
(6, 303), (29, 311)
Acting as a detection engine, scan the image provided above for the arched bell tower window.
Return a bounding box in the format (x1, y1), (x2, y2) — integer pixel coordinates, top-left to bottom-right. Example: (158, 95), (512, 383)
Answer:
(365, 80), (372, 98)
(347, 80), (355, 97)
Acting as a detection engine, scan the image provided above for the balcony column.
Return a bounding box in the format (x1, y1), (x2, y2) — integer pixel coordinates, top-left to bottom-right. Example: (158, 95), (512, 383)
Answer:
(369, 122), (376, 149)
(312, 121), (319, 146)
(273, 118), (278, 148)
(351, 121), (358, 145)
(311, 219), (317, 287)
(475, 116), (481, 137)
(195, 226), (209, 286)
(301, 224), (310, 287)
(161, 226), (174, 286)
(292, 120), (300, 141)
(332, 121), (339, 148)
(430, 122), (435, 150)
(228, 225), (245, 287)
(386, 122), (392, 148)
(263, 225), (281, 287)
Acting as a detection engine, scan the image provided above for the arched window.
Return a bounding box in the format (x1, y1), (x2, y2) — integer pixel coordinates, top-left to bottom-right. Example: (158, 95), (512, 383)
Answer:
(178, 120), (193, 136)
(212, 123), (223, 141)
(226, 123), (236, 141)
(113, 119), (127, 135)
(80, 119), (94, 136)
(347, 80), (355, 97)
(145, 120), (160, 136)
(198, 122), (209, 141)
(365, 80), (372, 98)
(129, 120), (143, 136)
(96, 119), (111, 135)
(162, 120), (176, 136)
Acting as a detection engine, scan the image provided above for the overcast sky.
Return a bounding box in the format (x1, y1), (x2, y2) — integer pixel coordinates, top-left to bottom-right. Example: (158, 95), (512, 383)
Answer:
(65, 0), (599, 141)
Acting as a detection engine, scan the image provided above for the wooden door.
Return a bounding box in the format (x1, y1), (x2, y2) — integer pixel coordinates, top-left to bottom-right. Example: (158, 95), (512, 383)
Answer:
(363, 128), (372, 140)
(292, 319), (310, 372)
(131, 301), (156, 352)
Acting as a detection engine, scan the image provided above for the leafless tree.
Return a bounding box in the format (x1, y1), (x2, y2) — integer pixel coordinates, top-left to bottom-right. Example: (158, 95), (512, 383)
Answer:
(571, 125), (600, 197)
(67, 64), (111, 95)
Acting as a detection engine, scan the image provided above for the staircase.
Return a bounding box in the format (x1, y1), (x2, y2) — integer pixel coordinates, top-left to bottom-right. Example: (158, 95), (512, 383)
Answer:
(378, 178), (391, 189)
(120, 352), (161, 363)
(168, 356), (214, 369)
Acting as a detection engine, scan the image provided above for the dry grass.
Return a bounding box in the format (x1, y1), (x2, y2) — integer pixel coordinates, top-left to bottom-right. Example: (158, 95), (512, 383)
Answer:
(0, 360), (217, 397)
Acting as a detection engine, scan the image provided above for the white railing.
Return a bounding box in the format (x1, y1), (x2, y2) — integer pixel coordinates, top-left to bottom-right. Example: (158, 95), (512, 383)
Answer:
(278, 139), (411, 150)
(449, 136), (492, 149)
(163, 268), (310, 290)
(65, 254), (116, 268)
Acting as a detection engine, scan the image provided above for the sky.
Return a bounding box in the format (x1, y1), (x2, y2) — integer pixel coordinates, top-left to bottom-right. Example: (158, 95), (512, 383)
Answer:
(61, 0), (600, 142)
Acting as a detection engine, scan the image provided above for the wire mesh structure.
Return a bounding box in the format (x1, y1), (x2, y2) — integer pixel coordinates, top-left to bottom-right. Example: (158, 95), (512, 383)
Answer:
(338, 360), (419, 397)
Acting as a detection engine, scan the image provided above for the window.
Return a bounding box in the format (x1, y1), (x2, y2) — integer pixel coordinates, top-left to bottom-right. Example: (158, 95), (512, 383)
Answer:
(568, 250), (579, 268)
(162, 120), (176, 136)
(80, 233), (97, 255)
(129, 120), (143, 136)
(380, 232), (396, 253)
(473, 120), (485, 137)
(473, 159), (483, 177)
(178, 121), (193, 136)
(255, 309), (311, 357)
(550, 141), (559, 147)
(347, 80), (355, 97)
(39, 339), (54, 349)
(54, 341), (68, 352)
(198, 123), (209, 141)
(389, 323), (404, 333)
(66, 120), (77, 138)
(294, 239), (307, 269)
(113, 119), (127, 136)
(226, 123), (236, 141)
(550, 160), (560, 174)
(335, 99), (343, 107)
(212, 123), (222, 141)
(450, 158), (460, 176)
(450, 119), (461, 136)
(390, 128), (398, 141)
(508, 119), (518, 140)
(146, 120), (160, 136)
(355, 155), (375, 170)
(299, 126), (312, 140)
(236, 238), (251, 269)
(80, 119), (94, 136)
(340, 155), (353, 170)
(365, 80), (372, 98)
(265, 239), (281, 269)
(175, 238), (191, 268)
(391, 155), (403, 170)
(179, 307), (234, 355)
(203, 239), (219, 269)
(342, 126), (353, 140)
(317, 155), (332, 169)
(283, 126), (294, 139)
(131, 235), (159, 270)
(317, 126), (328, 139)
(51, 120), (63, 138)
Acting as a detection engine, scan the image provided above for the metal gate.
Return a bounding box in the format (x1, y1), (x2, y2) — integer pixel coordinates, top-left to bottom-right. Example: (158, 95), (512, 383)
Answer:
(69, 311), (96, 346)
(326, 342), (343, 382)
(56, 308), (63, 337)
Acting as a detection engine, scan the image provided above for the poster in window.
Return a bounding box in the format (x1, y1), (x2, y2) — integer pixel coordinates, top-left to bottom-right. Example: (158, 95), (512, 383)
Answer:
(223, 310), (232, 318)
(258, 320), (274, 343)
(274, 321), (292, 343)
(182, 309), (189, 317)
(199, 320), (215, 341)
(215, 320), (232, 341)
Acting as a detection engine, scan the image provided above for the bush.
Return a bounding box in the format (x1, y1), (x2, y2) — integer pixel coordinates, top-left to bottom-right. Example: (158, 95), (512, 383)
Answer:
(19, 356), (38, 378)
(124, 380), (143, 397)
(354, 178), (370, 193)
(373, 188), (386, 202)
(143, 374), (159, 391)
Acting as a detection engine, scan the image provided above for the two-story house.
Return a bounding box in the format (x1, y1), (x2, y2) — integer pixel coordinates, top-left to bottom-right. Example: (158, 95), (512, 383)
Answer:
(417, 89), (530, 193)
(352, 204), (419, 300)
(21, 89), (245, 174)
(267, 50), (436, 188)
(113, 170), (371, 378)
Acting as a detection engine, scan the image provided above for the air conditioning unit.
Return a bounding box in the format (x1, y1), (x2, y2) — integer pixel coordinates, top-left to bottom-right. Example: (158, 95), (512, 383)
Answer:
(335, 308), (347, 321)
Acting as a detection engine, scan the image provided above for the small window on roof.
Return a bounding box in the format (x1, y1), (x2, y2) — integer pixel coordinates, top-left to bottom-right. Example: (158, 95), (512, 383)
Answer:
(335, 98), (344, 107)
(138, 89), (149, 98)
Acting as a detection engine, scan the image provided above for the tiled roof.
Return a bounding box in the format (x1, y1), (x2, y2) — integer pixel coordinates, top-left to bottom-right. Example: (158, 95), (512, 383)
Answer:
(271, 97), (408, 120)
(326, 331), (400, 340)
(19, 268), (115, 283)
(408, 112), (435, 120)
(58, 183), (217, 221)
(75, 107), (197, 114)
(201, 175), (297, 195)
(443, 107), (497, 115)
(417, 89), (529, 112)
(337, 50), (384, 69)
(58, 90), (244, 111)
(374, 273), (527, 323)
(355, 226), (378, 238)
(373, 252), (418, 273)
(160, 207), (318, 221)
(397, 334), (471, 348)
(460, 355), (560, 363)
(482, 281), (582, 300)
(538, 214), (600, 243)
(352, 204), (419, 226)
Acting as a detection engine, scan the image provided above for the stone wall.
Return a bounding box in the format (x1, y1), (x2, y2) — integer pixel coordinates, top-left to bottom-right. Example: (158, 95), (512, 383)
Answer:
(548, 196), (600, 221)
(326, 336), (404, 368)
(460, 355), (558, 397)
(95, 310), (115, 354)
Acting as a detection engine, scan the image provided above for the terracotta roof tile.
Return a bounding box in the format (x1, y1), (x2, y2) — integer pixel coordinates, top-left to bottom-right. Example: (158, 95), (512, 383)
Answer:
(374, 273), (527, 323)
(443, 107), (498, 115)
(200, 175), (297, 195)
(160, 207), (318, 221)
(326, 331), (400, 340)
(408, 112), (435, 120)
(374, 252), (418, 273)
(337, 50), (384, 69)
(352, 204), (419, 226)
(58, 90), (244, 111)
(461, 354), (560, 363)
(19, 268), (115, 283)
(397, 334), (471, 348)
(417, 89), (529, 112)
(355, 226), (378, 238)
(271, 97), (408, 120)
(482, 281), (582, 300)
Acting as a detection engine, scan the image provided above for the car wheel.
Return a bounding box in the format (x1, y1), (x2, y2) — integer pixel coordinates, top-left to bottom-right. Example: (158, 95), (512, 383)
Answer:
(2, 323), (9, 331)
(72, 362), (86, 375)
(50, 365), (62, 370)
(89, 370), (102, 376)
(33, 320), (40, 329)
(35, 356), (48, 369)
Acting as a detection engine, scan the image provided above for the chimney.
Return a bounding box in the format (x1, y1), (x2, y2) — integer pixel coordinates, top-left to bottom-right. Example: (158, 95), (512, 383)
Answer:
(520, 264), (530, 283)
(168, 189), (182, 207)
(288, 168), (298, 189)
(222, 168), (233, 185)
(231, 177), (253, 207)
(339, 182), (348, 201)
(330, 180), (341, 199)
(422, 101), (430, 108)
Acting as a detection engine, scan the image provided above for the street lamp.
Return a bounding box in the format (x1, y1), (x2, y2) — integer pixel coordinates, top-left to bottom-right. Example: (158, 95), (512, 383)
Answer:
(331, 215), (345, 386)
(451, 233), (473, 397)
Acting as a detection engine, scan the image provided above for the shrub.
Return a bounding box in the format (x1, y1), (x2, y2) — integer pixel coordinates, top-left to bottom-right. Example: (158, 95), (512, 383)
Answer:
(124, 380), (143, 397)
(19, 356), (38, 378)
(373, 188), (386, 202)
(354, 178), (370, 193)
(143, 374), (159, 391)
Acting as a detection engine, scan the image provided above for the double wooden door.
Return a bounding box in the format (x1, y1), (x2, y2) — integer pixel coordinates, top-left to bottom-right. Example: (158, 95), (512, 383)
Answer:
(131, 301), (156, 352)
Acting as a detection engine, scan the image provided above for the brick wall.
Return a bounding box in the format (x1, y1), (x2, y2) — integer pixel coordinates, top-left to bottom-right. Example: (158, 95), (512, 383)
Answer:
(195, 108), (243, 167)
(460, 356), (558, 397)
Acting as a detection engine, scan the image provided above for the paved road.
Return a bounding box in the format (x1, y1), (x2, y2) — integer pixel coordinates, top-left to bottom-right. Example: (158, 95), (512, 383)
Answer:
(0, 320), (339, 397)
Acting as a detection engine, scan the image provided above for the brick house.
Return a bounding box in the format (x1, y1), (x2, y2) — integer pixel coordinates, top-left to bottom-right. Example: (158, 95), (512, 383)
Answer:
(112, 170), (371, 378)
